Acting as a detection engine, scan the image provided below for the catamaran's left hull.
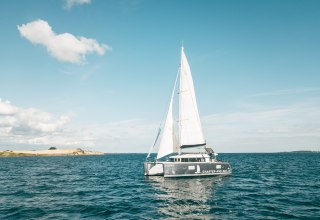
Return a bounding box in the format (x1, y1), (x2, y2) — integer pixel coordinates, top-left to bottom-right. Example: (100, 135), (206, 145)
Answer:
(144, 162), (164, 176)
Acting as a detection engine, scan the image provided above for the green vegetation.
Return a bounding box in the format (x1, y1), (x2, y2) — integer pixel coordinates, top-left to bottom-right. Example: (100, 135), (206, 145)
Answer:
(0, 151), (35, 157)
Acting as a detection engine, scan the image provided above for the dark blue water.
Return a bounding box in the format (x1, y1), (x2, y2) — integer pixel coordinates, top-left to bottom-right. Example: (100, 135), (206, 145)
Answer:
(0, 153), (319, 219)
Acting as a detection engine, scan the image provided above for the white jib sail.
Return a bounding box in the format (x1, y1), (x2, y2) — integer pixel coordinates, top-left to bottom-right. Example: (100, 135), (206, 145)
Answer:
(156, 98), (175, 159)
(156, 69), (179, 159)
(179, 47), (206, 148)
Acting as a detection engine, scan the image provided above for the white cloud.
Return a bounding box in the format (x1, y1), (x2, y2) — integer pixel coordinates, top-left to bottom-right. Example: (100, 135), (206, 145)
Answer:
(0, 99), (85, 149)
(0, 101), (71, 136)
(0, 100), (155, 152)
(0, 99), (18, 115)
(17, 19), (110, 64)
(63, 0), (91, 9)
(0, 99), (151, 152)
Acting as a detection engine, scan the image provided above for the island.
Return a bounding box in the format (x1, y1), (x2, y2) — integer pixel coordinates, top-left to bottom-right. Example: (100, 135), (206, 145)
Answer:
(0, 148), (105, 157)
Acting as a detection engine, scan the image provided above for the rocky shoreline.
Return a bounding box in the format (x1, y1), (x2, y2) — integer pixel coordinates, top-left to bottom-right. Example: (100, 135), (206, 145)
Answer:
(0, 148), (105, 157)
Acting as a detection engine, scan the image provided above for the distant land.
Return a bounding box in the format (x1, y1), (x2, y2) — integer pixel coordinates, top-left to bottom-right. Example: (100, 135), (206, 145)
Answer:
(0, 148), (105, 157)
(279, 150), (320, 153)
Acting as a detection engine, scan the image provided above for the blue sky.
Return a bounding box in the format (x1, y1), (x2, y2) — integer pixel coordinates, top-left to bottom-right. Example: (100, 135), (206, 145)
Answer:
(0, 0), (319, 153)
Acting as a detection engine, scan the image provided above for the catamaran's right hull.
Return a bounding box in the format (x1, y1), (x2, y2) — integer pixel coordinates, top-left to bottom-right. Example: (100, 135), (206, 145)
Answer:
(144, 162), (231, 177)
(163, 162), (231, 177)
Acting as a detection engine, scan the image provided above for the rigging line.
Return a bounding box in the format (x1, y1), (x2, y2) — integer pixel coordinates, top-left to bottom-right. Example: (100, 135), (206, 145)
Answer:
(165, 65), (180, 154)
(146, 127), (161, 159)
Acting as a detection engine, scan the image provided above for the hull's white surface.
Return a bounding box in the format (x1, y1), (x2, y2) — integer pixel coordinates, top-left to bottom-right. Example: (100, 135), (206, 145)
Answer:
(144, 162), (164, 176)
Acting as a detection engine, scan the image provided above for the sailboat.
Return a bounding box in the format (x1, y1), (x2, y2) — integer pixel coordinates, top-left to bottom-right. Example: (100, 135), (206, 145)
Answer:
(144, 47), (231, 177)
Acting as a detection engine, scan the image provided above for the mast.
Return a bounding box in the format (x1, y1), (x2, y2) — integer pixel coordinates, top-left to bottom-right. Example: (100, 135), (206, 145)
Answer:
(178, 47), (182, 155)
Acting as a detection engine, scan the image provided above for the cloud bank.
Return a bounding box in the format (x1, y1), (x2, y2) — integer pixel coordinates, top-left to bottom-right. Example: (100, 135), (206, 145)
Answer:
(0, 99), (89, 148)
(203, 104), (320, 153)
(63, 0), (91, 9)
(1, 88), (319, 153)
(17, 19), (110, 64)
(0, 99), (155, 152)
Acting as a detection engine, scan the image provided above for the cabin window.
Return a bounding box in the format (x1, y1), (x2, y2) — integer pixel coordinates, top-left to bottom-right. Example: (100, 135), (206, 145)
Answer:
(189, 158), (197, 162)
(170, 158), (174, 162)
(178, 158), (181, 162)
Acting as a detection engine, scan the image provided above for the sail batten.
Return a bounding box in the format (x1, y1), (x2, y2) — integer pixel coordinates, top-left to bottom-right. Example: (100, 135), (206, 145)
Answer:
(180, 143), (206, 149)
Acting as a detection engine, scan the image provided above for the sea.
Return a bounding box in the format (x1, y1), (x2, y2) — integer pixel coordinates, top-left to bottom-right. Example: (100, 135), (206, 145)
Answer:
(0, 153), (319, 219)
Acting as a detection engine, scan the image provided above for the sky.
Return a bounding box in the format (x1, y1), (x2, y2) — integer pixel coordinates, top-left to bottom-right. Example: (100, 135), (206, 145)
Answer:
(0, 0), (319, 153)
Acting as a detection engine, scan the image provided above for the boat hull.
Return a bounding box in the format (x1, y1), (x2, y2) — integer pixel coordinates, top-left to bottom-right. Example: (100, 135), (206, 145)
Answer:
(144, 162), (164, 176)
(163, 162), (231, 177)
(144, 161), (231, 177)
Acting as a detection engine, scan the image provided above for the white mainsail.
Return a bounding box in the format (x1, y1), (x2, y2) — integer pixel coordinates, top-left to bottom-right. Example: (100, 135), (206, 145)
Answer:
(179, 47), (206, 148)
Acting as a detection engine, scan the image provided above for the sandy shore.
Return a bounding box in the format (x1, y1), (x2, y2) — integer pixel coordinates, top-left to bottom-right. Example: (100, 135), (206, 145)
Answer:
(0, 148), (105, 157)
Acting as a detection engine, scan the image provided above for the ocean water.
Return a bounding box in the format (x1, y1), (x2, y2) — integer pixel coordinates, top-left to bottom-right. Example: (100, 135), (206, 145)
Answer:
(0, 153), (319, 219)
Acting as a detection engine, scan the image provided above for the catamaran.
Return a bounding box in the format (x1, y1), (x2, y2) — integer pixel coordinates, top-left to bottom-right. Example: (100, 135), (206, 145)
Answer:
(144, 46), (231, 177)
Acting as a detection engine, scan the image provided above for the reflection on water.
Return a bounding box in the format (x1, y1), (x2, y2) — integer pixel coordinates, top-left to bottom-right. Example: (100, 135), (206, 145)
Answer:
(146, 176), (224, 218)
